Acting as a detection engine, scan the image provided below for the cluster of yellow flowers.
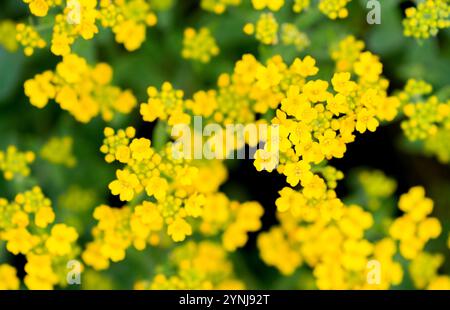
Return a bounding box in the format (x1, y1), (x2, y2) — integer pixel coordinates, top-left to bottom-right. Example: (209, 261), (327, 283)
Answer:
(135, 241), (244, 289)
(403, 0), (450, 39)
(15, 23), (46, 56)
(330, 35), (366, 72)
(251, 0), (351, 19)
(390, 186), (442, 260)
(245, 17), (311, 50)
(0, 264), (20, 290)
(399, 79), (450, 163)
(2, 1), (449, 291)
(244, 13), (279, 45)
(22, 0), (62, 17)
(251, 0), (285, 11)
(19, 0), (158, 56)
(141, 59), (274, 126)
(293, 0), (310, 13)
(41, 136), (77, 167)
(82, 126), (263, 270)
(182, 27), (220, 63)
(0, 186), (79, 289)
(258, 182), (450, 289)
(253, 35), (398, 179)
(281, 23), (310, 52)
(24, 53), (137, 123)
(259, 192), (401, 289)
(201, 37), (431, 289)
(143, 36), (395, 135)
(317, 0), (351, 19)
(0, 146), (35, 180)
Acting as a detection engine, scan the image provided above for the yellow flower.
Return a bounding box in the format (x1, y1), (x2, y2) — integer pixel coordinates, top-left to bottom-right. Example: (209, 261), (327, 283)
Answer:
(115, 145), (131, 164)
(318, 0), (351, 19)
(253, 148), (279, 172)
(168, 217), (192, 242)
(251, 13), (279, 45)
(16, 23), (46, 56)
(428, 276), (450, 290)
(45, 223), (78, 256)
(25, 0), (50, 17)
(251, 0), (285, 11)
(356, 108), (379, 133)
(0, 146), (35, 181)
(82, 242), (110, 271)
(302, 80), (330, 103)
(145, 176), (169, 201)
(3, 228), (38, 255)
(185, 194), (206, 218)
(35, 206), (55, 228)
(25, 54), (136, 123)
(223, 224), (248, 251)
(275, 187), (304, 212)
(0, 265), (20, 290)
(109, 169), (141, 201)
(24, 254), (58, 290)
(114, 20), (146, 51)
(403, 0), (450, 39)
(354, 51), (382, 82)
(283, 160), (311, 187)
(130, 138), (152, 161)
(290, 56), (318, 78)
(398, 186), (433, 221)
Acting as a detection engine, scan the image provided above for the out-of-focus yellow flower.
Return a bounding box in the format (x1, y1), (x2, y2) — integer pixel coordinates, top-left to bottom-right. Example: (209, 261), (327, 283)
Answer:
(0, 146), (35, 181)
(41, 136), (77, 167)
(182, 27), (219, 63)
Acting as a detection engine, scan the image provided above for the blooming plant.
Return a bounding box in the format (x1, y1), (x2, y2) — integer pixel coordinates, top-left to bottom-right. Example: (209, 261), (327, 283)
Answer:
(0, 0), (449, 290)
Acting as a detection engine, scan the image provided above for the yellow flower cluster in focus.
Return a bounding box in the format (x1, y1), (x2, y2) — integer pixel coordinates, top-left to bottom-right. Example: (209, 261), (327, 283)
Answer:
(19, 0), (158, 56)
(82, 127), (264, 270)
